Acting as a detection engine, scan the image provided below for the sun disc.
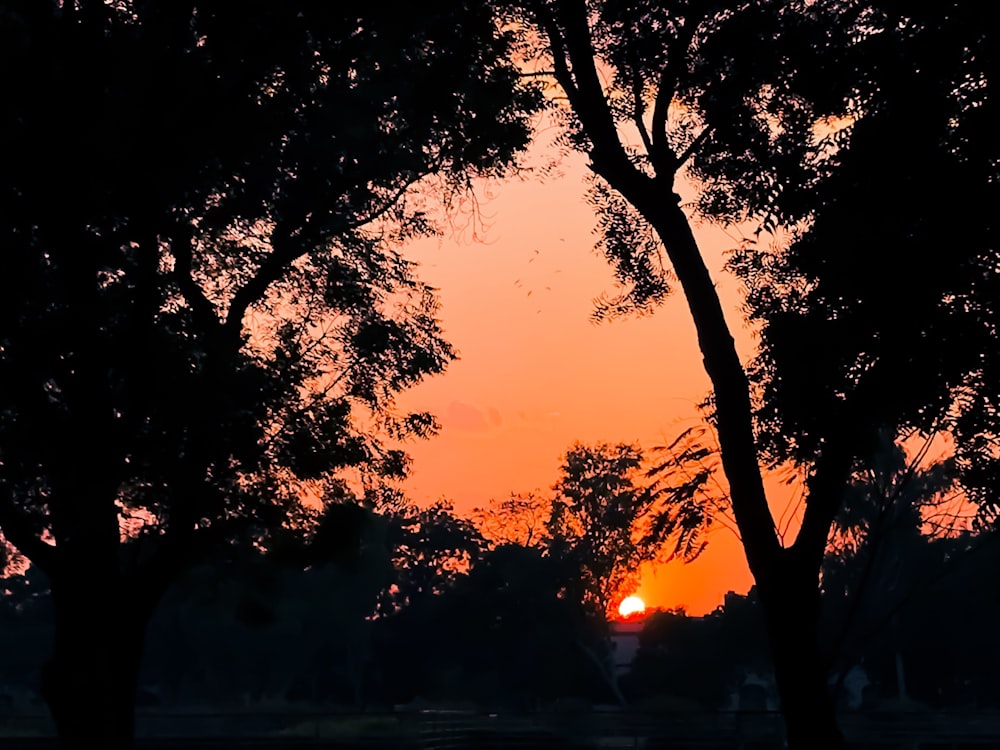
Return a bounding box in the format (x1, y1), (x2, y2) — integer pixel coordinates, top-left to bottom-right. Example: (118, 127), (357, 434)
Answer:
(618, 595), (646, 618)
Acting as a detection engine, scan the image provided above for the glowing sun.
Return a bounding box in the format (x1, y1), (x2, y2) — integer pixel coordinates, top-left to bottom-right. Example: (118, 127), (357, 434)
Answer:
(618, 595), (646, 618)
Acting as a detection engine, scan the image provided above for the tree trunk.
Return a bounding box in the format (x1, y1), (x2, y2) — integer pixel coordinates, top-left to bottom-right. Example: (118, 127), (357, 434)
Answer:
(626, 190), (843, 747)
(628, 193), (844, 748)
(42, 594), (146, 750)
(580, 81), (847, 745)
(757, 560), (844, 750)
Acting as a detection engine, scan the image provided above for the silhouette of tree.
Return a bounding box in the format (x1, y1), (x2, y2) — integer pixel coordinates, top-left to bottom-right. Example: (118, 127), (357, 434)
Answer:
(725, 0), (1000, 722)
(373, 541), (610, 709)
(475, 444), (664, 620)
(501, 1), (849, 743)
(728, 2), (1000, 521)
(0, 3), (539, 747)
(467, 445), (669, 706)
(473, 491), (552, 548)
(377, 499), (485, 615)
(818, 437), (959, 702)
(622, 595), (771, 709)
(547, 442), (655, 619)
(500, 1), (995, 746)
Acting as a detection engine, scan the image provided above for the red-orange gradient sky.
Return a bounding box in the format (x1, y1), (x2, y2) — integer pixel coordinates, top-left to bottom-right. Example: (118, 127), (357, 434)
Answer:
(394, 150), (800, 615)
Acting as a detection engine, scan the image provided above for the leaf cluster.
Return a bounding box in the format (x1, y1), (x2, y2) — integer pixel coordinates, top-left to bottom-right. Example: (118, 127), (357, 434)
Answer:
(727, 2), (1000, 514)
(0, 0), (542, 587)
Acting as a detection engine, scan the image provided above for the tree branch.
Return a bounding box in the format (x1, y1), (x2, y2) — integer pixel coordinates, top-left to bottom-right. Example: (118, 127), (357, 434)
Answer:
(793, 419), (871, 571)
(676, 126), (713, 169)
(532, 2), (580, 106)
(627, 53), (654, 156)
(169, 221), (223, 333)
(223, 173), (426, 338)
(222, 225), (306, 339)
(648, 7), (709, 172)
(648, 69), (675, 174)
(537, 0), (635, 176)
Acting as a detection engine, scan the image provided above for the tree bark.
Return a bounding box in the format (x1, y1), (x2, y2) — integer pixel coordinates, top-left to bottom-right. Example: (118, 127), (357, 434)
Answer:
(757, 554), (844, 750)
(42, 588), (146, 750)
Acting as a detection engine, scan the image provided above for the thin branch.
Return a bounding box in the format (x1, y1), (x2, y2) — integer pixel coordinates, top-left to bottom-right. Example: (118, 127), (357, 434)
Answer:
(699, 432), (735, 516)
(627, 53), (654, 156)
(533, 3), (580, 104)
(649, 9), (706, 172)
(650, 68), (674, 170)
(224, 175), (426, 337)
(649, 436), (739, 539)
(576, 638), (628, 707)
(778, 482), (805, 545)
(169, 221), (222, 333)
(705, 508), (742, 541)
(676, 126), (713, 169)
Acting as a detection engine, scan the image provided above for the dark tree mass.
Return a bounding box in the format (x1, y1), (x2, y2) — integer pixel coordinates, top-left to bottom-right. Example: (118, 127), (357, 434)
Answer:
(0, 1), (538, 747)
(501, 1), (998, 748)
(1, 1), (998, 749)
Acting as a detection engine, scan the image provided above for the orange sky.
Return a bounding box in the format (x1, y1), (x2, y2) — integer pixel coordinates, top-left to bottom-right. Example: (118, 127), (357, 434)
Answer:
(394, 151), (800, 615)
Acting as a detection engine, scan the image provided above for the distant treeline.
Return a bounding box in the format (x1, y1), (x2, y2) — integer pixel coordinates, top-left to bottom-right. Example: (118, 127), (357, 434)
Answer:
(3, 491), (998, 713)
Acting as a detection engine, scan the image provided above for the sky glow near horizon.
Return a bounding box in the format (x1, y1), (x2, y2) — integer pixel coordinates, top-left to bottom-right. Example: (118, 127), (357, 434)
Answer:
(389, 148), (799, 615)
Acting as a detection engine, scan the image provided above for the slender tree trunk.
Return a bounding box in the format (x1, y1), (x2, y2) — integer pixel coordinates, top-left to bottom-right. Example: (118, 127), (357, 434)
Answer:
(622, 185), (844, 749)
(534, 3), (847, 740)
(756, 557), (844, 750)
(42, 590), (146, 750)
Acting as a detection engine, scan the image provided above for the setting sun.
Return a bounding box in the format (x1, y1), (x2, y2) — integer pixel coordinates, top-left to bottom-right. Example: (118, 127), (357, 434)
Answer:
(618, 595), (646, 619)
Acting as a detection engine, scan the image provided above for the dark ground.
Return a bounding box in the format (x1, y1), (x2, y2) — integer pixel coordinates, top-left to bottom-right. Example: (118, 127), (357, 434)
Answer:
(5, 710), (1000, 749)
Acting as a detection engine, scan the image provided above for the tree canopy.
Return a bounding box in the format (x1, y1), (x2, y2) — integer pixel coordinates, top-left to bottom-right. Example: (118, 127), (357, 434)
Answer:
(2, 2), (998, 747)
(0, 0), (540, 580)
(501, 1), (998, 747)
(729, 0), (1000, 517)
(0, 2), (541, 746)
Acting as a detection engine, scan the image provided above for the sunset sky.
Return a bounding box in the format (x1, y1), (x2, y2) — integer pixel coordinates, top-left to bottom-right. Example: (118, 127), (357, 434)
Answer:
(393, 148), (802, 615)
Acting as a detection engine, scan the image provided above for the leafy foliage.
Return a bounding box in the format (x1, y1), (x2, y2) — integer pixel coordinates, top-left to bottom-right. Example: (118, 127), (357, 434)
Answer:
(0, 2), (541, 742)
(377, 500), (485, 614)
(546, 442), (654, 616)
(644, 424), (730, 563)
(0, 1), (541, 569)
(588, 178), (672, 320)
(473, 491), (552, 548)
(723, 2), (1000, 519)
